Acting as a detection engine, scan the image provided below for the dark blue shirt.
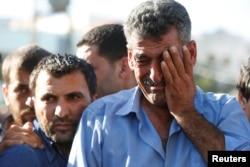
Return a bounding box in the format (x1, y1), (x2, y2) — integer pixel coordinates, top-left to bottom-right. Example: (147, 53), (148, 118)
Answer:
(0, 120), (68, 167)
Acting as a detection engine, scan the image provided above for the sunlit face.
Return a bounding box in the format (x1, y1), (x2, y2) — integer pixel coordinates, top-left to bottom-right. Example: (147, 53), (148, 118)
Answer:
(127, 27), (183, 106)
(238, 91), (250, 121)
(33, 70), (93, 144)
(2, 69), (35, 125)
(77, 44), (121, 97)
(243, 100), (250, 121)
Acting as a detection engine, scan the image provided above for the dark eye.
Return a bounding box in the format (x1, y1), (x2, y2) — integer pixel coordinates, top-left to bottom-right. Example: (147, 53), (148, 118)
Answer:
(41, 94), (56, 103)
(14, 85), (30, 94)
(67, 93), (83, 101)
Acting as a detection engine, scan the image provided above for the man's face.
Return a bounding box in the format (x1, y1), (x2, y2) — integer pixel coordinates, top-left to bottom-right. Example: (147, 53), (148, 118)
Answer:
(33, 70), (92, 144)
(77, 44), (121, 97)
(2, 69), (35, 125)
(244, 99), (250, 121)
(127, 27), (183, 106)
(238, 91), (250, 121)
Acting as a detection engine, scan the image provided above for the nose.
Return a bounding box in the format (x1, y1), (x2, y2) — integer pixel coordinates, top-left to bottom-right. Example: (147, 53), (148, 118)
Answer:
(25, 96), (34, 107)
(54, 101), (69, 118)
(149, 60), (163, 83)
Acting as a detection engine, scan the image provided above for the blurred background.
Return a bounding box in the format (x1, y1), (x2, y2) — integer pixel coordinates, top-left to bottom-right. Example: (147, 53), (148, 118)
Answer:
(0, 0), (250, 104)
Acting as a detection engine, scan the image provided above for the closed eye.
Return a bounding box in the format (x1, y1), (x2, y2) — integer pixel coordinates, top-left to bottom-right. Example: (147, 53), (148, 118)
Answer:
(134, 54), (150, 67)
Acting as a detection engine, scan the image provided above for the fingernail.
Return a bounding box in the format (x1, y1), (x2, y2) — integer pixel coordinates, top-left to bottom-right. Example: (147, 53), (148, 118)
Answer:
(183, 45), (188, 50)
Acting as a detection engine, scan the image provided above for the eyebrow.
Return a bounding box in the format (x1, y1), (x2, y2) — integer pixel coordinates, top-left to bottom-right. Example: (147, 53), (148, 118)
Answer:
(66, 92), (85, 97)
(40, 92), (55, 98)
(13, 84), (29, 90)
(134, 53), (148, 59)
(15, 83), (29, 88)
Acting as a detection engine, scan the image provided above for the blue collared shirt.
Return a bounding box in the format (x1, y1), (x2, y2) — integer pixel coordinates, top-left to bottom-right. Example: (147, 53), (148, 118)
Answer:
(0, 120), (68, 167)
(68, 86), (250, 167)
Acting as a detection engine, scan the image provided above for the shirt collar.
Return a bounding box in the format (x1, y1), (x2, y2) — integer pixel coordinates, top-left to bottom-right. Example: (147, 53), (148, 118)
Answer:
(115, 86), (204, 113)
(194, 86), (205, 114)
(115, 86), (142, 116)
(114, 86), (205, 133)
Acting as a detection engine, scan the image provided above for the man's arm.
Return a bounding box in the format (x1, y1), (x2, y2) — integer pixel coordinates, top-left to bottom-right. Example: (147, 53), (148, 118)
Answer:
(0, 122), (43, 153)
(173, 108), (224, 162)
(161, 44), (224, 162)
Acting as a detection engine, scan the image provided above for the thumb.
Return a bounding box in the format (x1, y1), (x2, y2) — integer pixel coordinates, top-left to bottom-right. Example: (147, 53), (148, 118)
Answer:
(22, 121), (33, 130)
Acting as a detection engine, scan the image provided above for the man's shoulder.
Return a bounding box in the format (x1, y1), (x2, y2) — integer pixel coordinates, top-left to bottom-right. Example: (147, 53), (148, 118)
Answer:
(85, 87), (138, 117)
(0, 144), (44, 166)
(90, 87), (136, 106)
(196, 87), (237, 104)
(104, 87), (136, 100)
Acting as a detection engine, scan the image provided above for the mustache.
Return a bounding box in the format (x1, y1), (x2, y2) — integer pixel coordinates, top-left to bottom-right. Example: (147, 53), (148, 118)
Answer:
(143, 78), (165, 86)
(20, 107), (35, 115)
(52, 117), (78, 126)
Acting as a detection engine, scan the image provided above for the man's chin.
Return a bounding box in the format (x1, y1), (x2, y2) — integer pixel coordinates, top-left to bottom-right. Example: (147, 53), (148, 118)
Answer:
(23, 111), (36, 123)
(145, 93), (166, 106)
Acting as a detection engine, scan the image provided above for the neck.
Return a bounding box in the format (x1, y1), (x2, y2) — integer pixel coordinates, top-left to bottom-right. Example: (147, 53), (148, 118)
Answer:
(141, 97), (173, 151)
(55, 143), (72, 156)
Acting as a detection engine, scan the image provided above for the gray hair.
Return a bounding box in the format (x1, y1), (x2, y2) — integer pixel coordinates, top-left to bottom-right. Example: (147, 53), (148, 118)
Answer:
(124, 0), (191, 46)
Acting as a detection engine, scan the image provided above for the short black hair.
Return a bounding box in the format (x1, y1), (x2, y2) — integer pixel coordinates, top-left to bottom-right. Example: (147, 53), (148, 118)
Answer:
(30, 53), (97, 97)
(237, 58), (250, 101)
(77, 24), (127, 63)
(2, 44), (51, 85)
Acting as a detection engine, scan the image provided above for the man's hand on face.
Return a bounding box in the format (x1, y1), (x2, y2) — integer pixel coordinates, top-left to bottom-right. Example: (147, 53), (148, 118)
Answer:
(161, 45), (196, 117)
(0, 122), (44, 153)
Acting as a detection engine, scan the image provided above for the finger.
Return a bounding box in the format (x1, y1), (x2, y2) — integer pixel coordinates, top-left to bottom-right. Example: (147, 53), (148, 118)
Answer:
(20, 131), (44, 149)
(22, 121), (33, 130)
(7, 124), (30, 134)
(163, 48), (179, 79)
(168, 46), (185, 76)
(13, 133), (44, 149)
(182, 45), (193, 76)
(8, 124), (22, 132)
(3, 125), (44, 149)
(161, 50), (173, 84)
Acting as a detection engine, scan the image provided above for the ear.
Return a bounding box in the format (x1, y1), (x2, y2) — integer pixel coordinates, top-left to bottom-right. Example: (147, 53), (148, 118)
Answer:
(2, 83), (10, 106)
(118, 57), (130, 79)
(238, 91), (247, 108)
(91, 92), (99, 100)
(187, 40), (197, 65)
(25, 96), (34, 107)
(127, 48), (134, 71)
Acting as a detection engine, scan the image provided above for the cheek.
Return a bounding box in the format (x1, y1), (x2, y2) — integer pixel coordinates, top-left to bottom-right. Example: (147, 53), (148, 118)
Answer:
(36, 108), (48, 120)
(8, 90), (19, 100)
(246, 102), (250, 113)
(35, 102), (53, 119)
(73, 103), (89, 118)
(133, 67), (147, 79)
(95, 70), (107, 82)
(36, 110), (48, 127)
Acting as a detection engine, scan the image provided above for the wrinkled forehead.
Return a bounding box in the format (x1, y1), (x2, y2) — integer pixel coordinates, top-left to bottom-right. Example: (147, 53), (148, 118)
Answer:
(128, 27), (179, 46)
(127, 28), (180, 56)
(129, 42), (167, 57)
